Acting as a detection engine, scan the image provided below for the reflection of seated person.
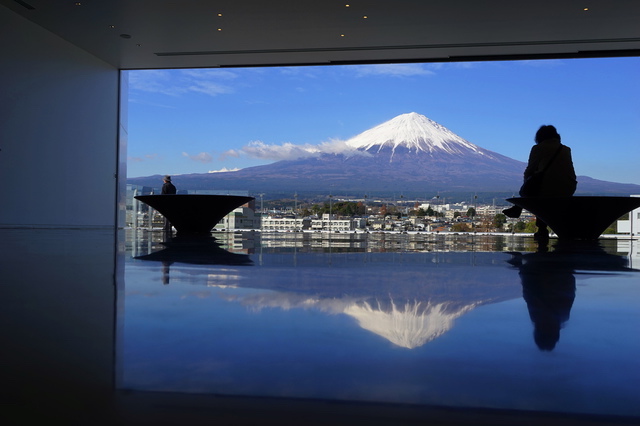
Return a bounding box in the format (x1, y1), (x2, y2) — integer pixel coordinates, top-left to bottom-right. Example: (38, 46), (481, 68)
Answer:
(509, 241), (576, 351)
(521, 268), (575, 351)
(162, 260), (172, 285)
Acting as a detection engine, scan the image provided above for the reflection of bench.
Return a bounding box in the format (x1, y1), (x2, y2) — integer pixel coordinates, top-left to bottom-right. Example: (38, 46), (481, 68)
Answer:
(135, 194), (254, 235)
(506, 196), (640, 240)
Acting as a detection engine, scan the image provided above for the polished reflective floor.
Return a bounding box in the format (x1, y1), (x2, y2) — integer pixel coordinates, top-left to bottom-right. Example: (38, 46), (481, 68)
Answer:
(118, 231), (640, 419)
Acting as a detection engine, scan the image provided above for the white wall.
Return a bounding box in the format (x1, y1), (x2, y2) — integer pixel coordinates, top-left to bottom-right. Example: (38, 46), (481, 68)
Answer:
(0, 5), (120, 227)
(616, 195), (640, 236)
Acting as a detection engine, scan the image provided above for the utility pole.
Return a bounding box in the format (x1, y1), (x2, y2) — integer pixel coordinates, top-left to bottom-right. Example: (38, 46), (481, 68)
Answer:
(294, 192), (298, 231)
(363, 193), (367, 216)
(329, 193), (333, 232)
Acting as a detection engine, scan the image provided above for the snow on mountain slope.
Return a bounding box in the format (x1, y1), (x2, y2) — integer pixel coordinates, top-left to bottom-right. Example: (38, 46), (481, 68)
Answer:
(345, 112), (496, 159)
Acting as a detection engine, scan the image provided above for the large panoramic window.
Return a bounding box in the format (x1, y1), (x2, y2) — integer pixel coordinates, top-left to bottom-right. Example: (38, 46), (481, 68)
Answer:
(119, 58), (640, 417)
(126, 57), (640, 197)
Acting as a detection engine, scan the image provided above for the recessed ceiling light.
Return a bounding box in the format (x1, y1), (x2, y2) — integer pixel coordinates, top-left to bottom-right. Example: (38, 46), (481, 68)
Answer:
(340, 34), (345, 37)
(217, 28), (222, 31)
(363, 15), (368, 19)
(108, 25), (115, 29)
(345, 4), (350, 7)
(217, 13), (223, 17)
(583, 7), (589, 11)
(74, 2), (82, 6)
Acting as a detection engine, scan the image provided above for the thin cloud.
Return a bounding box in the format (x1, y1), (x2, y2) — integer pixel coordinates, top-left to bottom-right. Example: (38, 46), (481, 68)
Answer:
(180, 69), (238, 80)
(350, 62), (477, 78)
(188, 80), (232, 96)
(128, 70), (185, 96)
(128, 98), (177, 109)
(428, 62), (475, 70)
(224, 139), (370, 162)
(182, 151), (213, 163)
(128, 68), (237, 97)
(353, 64), (436, 77)
(128, 153), (159, 162)
(279, 67), (321, 78)
(219, 149), (241, 160)
(208, 167), (241, 173)
(240, 141), (321, 161)
(318, 139), (372, 156)
(518, 59), (564, 68)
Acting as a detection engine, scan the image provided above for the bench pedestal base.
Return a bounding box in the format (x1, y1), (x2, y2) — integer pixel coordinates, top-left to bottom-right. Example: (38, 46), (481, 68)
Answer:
(506, 196), (640, 240)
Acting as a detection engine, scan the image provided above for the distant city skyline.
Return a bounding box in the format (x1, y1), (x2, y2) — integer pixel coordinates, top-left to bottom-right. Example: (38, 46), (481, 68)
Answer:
(127, 57), (640, 185)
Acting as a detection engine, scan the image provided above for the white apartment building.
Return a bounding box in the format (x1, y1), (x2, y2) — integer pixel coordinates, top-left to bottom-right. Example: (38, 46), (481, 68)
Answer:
(216, 207), (261, 230)
(261, 217), (310, 231)
(616, 195), (640, 236)
(310, 219), (353, 232)
(476, 205), (502, 217)
(418, 202), (470, 216)
(310, 214), (354, 231)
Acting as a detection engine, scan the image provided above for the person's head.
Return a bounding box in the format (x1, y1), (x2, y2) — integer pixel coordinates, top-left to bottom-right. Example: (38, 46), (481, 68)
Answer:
(534, 325), (560, 351)
(163, 175), (171, 183)
(535, 125), (560, 144)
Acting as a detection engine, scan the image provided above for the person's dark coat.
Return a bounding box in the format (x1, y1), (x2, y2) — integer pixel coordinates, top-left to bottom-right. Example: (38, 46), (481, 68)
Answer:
(523, 137), (577, 197)
(162, 181), (176, 195)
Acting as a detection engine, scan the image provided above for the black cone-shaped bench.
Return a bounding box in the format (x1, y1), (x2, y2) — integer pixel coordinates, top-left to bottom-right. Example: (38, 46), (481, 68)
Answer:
(135, 194), (254, 235)
(506, 196), (640, 240)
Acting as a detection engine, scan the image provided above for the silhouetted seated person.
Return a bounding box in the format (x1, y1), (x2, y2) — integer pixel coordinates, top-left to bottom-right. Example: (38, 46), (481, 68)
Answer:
(503, 125), (577, 239)
(161, 175), (177, 232)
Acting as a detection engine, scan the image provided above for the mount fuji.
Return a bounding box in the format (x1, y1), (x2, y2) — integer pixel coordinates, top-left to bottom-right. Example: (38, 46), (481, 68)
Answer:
(128, 112), (640, 198)
(345, 112), (495, 159)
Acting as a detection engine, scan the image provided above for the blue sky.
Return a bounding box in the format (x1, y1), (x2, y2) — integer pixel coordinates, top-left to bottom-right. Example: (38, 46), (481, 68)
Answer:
(127, 57), (639, 184)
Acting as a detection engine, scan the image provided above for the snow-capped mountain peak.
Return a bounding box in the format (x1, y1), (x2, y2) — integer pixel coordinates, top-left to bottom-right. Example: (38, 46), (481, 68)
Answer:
(345, 112), (485, 158)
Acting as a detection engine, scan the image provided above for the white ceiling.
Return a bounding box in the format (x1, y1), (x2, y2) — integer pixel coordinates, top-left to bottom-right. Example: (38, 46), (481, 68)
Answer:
(3, 0), (640, 69)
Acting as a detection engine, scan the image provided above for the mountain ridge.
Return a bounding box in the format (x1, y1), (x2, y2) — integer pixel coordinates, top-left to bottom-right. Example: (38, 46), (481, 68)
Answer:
(128, 112), (640, 198)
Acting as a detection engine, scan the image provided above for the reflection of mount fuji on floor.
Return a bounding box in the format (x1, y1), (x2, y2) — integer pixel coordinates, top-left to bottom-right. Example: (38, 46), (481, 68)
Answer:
(128, 112), (640, 195)
(345, 299), (477, 349)
(222, 293), (491, 349)
(208, 252), (523, 349)
(189, 241), (634, 349)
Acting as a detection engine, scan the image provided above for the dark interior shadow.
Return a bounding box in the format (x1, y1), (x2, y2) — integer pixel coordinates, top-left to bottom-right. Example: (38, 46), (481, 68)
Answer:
(134, 235), (253, 285)
(507, 239), (635, 351)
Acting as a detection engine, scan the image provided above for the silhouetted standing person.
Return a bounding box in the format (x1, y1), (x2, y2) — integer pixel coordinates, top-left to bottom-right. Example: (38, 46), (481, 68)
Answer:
(161, 175), (176, 231)
(503, 125), (577, 239)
